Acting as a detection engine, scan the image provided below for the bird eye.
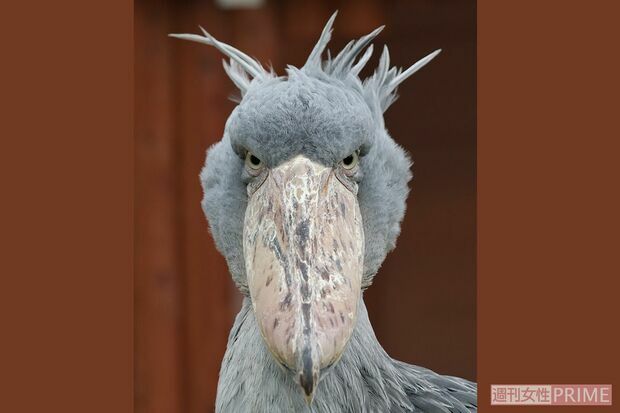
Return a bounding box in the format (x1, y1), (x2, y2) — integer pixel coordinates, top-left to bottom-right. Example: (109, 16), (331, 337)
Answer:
(245, 152), (263, 171)
(341, 151), (359, 170)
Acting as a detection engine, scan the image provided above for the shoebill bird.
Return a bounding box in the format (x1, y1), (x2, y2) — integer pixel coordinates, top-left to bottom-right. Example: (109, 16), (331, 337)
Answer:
(171, 12), (477, 413)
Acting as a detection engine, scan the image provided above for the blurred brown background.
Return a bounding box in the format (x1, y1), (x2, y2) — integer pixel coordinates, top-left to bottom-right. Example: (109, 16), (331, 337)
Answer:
(135, 1), (475, 412)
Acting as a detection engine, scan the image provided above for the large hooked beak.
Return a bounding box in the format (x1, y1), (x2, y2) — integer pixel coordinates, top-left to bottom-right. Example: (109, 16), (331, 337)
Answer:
(243, 155), (364, 403)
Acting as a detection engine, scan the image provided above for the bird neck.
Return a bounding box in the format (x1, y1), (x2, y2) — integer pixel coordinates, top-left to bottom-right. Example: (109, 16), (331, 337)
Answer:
(215, 296), (412, 413)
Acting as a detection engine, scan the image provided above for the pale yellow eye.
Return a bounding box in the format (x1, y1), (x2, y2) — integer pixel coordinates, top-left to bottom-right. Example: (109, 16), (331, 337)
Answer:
(245, 152), (263, 171)
(341, 151), (359, 170)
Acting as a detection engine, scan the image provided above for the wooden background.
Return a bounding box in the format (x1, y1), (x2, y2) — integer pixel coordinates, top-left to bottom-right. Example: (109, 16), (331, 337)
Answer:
(135, 1), (476, 412)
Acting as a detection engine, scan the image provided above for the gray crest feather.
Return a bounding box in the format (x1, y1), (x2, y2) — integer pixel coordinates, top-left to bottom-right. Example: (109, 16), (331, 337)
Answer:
(301, 13), (439, 114)
(325, 25), (384, 77)
(169, 28), (269, 95)
(302, 11), (338, 71)
(365, 46), (441, 112)
(389, 49), (442, 93)
(222, 59), (251, 94)
(350, 44), (374, 77)
(170, 12), (439, 111)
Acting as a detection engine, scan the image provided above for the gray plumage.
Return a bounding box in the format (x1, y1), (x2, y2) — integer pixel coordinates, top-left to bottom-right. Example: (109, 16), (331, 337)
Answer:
(171, 11), (477, 412)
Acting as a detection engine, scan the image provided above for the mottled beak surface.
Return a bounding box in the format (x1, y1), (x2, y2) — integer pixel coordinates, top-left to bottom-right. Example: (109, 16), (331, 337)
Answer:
(243, 155), (364, 403)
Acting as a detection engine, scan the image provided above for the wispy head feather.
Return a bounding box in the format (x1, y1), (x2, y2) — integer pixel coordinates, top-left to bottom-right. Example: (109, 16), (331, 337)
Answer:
(169, 29), (270, 96)
(170, 12), (440, 112)
(302, 11), (338, 71)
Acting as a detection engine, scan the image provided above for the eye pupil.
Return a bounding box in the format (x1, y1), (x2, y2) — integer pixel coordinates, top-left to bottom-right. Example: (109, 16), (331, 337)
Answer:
(343, 155), (354, 165)
(250, 155), (261, 166)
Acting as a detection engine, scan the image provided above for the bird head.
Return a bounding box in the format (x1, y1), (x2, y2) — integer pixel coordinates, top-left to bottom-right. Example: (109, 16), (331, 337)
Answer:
(171, 12), (440, 404)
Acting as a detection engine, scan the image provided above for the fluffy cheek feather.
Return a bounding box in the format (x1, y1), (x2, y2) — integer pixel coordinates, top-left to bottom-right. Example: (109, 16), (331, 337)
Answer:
(357, 130), (412, 288)
(200, 137), (250, 293)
